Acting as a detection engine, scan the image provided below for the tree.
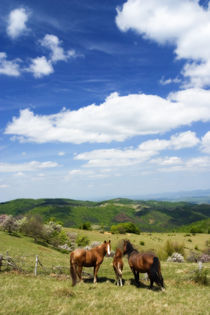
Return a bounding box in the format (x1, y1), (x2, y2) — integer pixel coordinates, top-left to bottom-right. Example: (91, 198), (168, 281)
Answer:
(22, 215), (44, 242)
(2, 215), (18, 234)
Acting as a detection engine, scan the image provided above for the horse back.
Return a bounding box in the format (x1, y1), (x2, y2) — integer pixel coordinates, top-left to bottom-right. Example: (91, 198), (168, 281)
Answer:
(128, 252), (155, 272)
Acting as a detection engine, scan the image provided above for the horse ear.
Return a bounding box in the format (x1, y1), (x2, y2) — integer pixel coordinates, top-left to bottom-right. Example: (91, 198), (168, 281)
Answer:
(104, 240), (107, 243)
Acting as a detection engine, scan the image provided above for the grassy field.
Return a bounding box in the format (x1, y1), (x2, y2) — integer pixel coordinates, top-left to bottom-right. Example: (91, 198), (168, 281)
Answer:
(0, 229), (209, 315)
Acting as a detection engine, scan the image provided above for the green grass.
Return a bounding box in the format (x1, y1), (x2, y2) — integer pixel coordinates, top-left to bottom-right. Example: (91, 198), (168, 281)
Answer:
(178, 218), (210, 233)
(0, 230), (210, 314)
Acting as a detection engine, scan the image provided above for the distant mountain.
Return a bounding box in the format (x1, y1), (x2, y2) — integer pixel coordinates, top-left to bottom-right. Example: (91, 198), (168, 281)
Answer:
(0, 198), (210, 232)
(126, 189), (210, 204)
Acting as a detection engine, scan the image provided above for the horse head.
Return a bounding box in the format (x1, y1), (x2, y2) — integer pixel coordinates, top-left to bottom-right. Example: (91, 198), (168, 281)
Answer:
(122, 239), (135, 255)
(104, 240), (111, 256)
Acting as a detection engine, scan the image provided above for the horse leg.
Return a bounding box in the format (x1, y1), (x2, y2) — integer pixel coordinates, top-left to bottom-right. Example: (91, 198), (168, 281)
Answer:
(77, 265), (83, 283)
(148, 273), (154, 289)
(70, 262), (77, 286)
(119, 275), (123, 287)
(93, 264), (100, 283)
(135, 271), (139, 283)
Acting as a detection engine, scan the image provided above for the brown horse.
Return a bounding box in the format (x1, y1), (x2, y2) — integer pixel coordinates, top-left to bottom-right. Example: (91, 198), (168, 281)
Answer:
(123, 240), (165, 290)
(70, 240), (111, 286)
(113, 248), (124, 286)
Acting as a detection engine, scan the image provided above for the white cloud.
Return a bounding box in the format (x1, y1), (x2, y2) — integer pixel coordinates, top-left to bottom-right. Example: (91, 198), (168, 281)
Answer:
(7, 8), (29, 39)
(161, 156), (210, 173)
(150, 156), (183, 166)
(27, 34), (78, 78)
(116, 0), (210, 87)
(0, 161), (59, 173)
(58, 151), (65, 156)
(5, 89), (210, 143)
(160, 77), (181, 85)
(74, 131), (199, 168)
(68, 168), (112, 179)
(201, 131), (210, 154)
(40, 34), (68, 63)
(169, 131), (199, 150)
(0, 52), (21, 76)
(27, 56), (54, 78)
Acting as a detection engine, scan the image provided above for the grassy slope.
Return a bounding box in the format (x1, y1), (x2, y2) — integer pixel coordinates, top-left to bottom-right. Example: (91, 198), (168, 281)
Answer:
(0, 198), (210, 232)
(178, 218), (210, 233)
(0, 230), (209, 314)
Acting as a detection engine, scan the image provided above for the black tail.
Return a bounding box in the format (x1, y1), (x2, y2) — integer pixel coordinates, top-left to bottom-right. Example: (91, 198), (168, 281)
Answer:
(149, 257), (165, 288)
(70, 255), (77, 286)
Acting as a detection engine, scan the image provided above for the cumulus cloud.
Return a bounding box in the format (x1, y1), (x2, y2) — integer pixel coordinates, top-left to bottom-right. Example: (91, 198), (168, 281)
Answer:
(5, 89), (210, 143)
(74, 131), (199, 168)
(0, 161), (59, 173)
(116, 0), (210, 87)
(0, 52), (21, 76)
(7, 8), (29, 39)
(150, 156), (183, 166)
(27, 34), (78, 78)
(160, 156), (210, 173)
(40, 34), (71, 63)
(27, 56), (54, 78)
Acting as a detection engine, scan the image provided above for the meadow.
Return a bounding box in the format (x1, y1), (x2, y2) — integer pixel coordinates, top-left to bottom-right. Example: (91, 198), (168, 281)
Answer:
(0, 229), (209, 315)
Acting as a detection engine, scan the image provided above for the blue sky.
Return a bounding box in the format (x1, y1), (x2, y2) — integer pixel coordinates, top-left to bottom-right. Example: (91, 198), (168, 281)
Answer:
(1, 0), (210, 201)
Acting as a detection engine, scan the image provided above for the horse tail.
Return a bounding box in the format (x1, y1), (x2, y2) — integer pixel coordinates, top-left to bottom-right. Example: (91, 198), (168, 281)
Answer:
(150, 256), (165, 288)
(117, 262), (122, 276)
(70, 253), (77, 286)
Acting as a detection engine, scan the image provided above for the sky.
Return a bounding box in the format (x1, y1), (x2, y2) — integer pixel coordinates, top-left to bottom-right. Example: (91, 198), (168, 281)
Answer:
(1, 0), (210, 202)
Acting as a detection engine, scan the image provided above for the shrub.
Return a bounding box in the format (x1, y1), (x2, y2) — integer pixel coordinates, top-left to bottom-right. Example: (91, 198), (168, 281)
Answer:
(111, 222), (140, 234)
(111, 224), (126, 234)
(164, 240), (185, 257)
(140, 241), (145, 246)
(21, 215), (45, 242)
(195, 245), (199, 251)
(80, 222), (92, 231)
(192, 268), (208, 285)
(190, 227), (203, 234)
(0, 214), (10, 226)
(167, 252), (185, 263)
(199, 254), (210, 263)
(188, 239), (192, 242)
(187, 252), (200, 262)
(76, 236), (90, 247)
(2, 215), (18, 235)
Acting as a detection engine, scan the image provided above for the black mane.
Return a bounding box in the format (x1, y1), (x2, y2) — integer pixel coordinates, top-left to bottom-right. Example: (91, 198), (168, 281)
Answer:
(124, 240), (138, 257)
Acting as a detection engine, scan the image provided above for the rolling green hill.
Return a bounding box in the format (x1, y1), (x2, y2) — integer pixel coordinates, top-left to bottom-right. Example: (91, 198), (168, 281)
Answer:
(0, 198), (210, 232)
(178, 218), (210, 233)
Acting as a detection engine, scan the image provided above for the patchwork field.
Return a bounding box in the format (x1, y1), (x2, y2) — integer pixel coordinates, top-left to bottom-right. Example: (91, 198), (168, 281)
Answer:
(0, 230), (209, 315)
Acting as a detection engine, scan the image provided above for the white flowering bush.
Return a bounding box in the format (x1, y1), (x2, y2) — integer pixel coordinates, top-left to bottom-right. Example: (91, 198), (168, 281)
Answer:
(167, 252), (185, 263)
(2, 215), (18, 234)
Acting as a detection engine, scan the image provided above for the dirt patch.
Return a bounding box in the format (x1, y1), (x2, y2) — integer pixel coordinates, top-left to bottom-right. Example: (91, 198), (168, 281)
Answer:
(149, 219), (155, 224)
(114, 213), (134, 223)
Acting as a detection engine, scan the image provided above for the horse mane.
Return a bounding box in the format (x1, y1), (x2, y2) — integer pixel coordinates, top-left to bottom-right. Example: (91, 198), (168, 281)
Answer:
(124, 240), (138, 256)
